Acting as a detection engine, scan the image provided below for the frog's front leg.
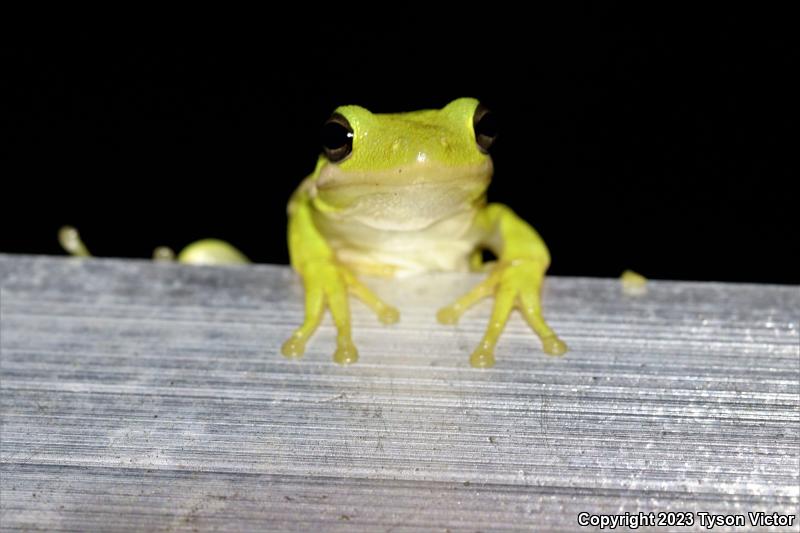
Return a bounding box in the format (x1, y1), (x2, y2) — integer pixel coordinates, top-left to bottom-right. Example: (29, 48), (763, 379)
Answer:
(437, 203), (567, 368)
(282, 200), (399, 364)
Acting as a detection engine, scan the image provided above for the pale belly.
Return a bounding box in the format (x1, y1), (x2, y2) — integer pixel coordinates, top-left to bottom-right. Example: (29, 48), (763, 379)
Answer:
(312, 207), (482, 277)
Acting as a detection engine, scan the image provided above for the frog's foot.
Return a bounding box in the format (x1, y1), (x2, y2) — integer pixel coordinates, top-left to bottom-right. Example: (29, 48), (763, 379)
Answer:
(282, 261), (398, 365)
(437, 259), (567, 368)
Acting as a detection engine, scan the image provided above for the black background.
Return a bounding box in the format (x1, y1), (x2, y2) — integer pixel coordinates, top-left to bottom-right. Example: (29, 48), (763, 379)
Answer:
(2, 9), (797, 283)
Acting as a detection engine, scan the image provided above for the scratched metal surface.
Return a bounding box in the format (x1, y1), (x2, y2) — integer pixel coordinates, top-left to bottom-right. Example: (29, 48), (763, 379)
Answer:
(0, 254), (798, 532)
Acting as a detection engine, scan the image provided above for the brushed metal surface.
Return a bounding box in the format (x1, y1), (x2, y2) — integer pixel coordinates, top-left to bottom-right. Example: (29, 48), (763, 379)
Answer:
(1, 254), (798, 532)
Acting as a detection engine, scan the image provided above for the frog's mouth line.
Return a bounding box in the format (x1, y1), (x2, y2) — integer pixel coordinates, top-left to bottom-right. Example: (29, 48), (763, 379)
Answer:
(314, 160), (493, 192)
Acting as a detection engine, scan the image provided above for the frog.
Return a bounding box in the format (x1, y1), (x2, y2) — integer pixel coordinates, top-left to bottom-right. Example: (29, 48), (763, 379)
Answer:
(58, 98), (567, 368)
(282, 97), (567, 368)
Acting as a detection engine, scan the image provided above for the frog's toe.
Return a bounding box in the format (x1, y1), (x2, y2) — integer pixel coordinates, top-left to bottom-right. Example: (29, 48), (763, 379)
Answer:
(469, 343), (496, 369)
(281, 337), (306, 358)
(436, 271), (501, 327)
(436, 306), (460, 325)
(333, 339), (359, 365)
(541, 335), (568, 356)
(378, 306), (400, 325)
(517, 280), (568, 358)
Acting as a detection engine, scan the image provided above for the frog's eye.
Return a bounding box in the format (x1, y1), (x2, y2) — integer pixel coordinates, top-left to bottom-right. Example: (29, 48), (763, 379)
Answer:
(322, 113), (354, 162)
(473, 104), (498, 153)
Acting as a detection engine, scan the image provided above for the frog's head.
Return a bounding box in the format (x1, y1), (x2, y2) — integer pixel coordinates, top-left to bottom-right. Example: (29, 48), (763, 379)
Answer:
(309, 98), (496, 230)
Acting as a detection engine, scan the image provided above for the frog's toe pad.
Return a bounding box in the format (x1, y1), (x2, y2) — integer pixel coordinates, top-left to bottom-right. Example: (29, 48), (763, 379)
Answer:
(333, 341), (359, 365)
(541, 336), (568, 356)
(281, 338), (306, 358)
(470, 345), (496, 369)
(379, 306), (400, 325)
(436, 306), (460, 325)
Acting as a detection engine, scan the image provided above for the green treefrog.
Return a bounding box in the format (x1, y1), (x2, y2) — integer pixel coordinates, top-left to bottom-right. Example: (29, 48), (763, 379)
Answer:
(282, 98), (567, 368)
(59, 98), (567, 368)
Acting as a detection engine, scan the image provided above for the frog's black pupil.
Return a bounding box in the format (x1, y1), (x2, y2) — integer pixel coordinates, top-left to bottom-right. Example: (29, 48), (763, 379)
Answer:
(322, 114), (354, 162)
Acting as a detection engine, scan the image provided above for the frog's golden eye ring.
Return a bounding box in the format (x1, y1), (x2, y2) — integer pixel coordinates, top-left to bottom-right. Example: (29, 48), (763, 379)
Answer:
(473, 103), (498, 153)
(322, 113), (354, 162)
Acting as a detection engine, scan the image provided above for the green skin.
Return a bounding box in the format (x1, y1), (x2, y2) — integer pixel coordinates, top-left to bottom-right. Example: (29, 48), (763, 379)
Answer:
(283, 98), (567, 368)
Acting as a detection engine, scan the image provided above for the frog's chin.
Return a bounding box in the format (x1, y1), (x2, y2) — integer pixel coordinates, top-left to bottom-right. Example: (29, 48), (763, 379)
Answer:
(312, 161), (492, 231)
